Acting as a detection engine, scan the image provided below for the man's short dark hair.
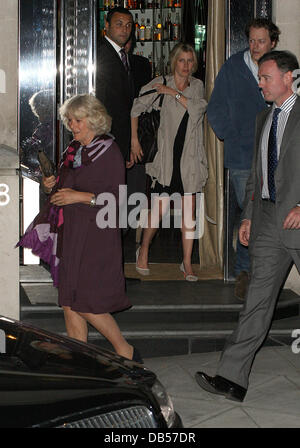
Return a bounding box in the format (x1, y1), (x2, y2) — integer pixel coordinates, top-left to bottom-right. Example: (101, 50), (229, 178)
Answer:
(106, 6), (133, 24)
(258, 50), (299, 74)
(245, 18), (280, 45)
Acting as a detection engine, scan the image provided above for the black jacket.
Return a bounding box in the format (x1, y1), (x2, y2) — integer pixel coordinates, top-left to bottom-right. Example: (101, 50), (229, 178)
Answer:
(96, 38), (134, 160)
(129, 53), (152, 98)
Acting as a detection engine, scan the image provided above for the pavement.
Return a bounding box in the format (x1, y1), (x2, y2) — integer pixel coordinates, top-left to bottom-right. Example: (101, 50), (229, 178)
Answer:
(145, 344), (300, 428)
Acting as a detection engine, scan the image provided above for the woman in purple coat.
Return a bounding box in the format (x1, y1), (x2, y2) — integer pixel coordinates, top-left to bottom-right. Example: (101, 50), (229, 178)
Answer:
(26, 94), (141, 362)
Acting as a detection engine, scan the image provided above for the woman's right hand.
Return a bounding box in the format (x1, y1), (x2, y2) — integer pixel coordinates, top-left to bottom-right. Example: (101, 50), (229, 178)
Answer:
(42, 175), (56, 194)
(131, 138), (144, 164)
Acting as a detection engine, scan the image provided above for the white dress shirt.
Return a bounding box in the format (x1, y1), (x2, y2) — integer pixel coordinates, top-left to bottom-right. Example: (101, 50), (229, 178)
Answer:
(105, 35), (129, 68)
(261, 93), (298, 199)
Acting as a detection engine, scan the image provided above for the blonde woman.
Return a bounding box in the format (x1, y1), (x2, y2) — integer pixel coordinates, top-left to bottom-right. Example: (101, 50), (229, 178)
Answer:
(131, 43), (208, 280)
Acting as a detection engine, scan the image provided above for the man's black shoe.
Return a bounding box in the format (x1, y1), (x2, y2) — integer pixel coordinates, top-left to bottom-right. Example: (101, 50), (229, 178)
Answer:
(195, 372), (247, 402)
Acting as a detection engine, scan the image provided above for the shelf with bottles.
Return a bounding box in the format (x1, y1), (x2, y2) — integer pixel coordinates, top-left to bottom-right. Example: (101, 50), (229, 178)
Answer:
(131, 4), (181, 77)
(99, 1), (182, 10)
(133, 9), (181, 43)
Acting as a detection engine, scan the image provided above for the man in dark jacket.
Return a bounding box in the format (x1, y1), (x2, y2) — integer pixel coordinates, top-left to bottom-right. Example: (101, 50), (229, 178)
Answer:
(96, 7), (152, 240)
(96, 6), (134, 161)
(207, 18), (280, 299)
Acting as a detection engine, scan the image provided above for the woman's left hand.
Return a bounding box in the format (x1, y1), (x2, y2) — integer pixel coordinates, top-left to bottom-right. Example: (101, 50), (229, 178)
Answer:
(50, 188), (78, 206)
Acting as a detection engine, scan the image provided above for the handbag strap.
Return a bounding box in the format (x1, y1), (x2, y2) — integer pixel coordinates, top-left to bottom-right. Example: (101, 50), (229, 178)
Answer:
(158, 78), (166, 108)
(140, 77), (166, 110)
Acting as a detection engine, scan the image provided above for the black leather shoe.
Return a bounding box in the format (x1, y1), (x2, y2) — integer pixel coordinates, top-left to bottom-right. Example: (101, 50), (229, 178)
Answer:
(195, 372), (247, 402)
(132, 347), (144, 364)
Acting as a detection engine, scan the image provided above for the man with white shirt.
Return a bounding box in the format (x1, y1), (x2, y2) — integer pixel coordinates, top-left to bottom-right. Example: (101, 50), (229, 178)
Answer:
(207, 19), (281, 299)
(96, 7), (134, 161)
(195, 50), (300, 402)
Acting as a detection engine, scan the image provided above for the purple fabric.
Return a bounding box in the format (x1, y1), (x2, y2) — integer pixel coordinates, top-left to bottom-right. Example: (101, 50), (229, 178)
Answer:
(17, 201), (61, 287)
(18, 224), (59, 287)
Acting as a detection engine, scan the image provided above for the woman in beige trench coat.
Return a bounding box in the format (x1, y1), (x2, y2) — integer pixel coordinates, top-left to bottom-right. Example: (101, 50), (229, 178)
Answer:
(130, 43), (208, 281)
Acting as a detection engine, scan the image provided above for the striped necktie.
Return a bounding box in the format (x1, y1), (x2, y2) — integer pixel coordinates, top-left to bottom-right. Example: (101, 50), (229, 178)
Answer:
(120, 48), (129, 73)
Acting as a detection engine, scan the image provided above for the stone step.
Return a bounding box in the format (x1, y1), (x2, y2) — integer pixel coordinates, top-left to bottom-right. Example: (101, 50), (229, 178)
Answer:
(20, 280), (300, 308)
(20, 265), (52, 283)
(20, 280), (300, 324)
(20, 311), (300, 334)
(19, 312), (300, 358)
(22, 313), (300, 339)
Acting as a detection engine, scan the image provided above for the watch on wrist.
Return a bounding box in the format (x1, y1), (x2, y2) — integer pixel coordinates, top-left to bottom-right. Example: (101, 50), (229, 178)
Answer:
(90, 194), (96, 207)
(175, 92), (181, 101)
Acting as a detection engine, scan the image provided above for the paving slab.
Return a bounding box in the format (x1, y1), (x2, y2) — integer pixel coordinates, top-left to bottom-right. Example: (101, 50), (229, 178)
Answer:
(146, 346), (300, 428)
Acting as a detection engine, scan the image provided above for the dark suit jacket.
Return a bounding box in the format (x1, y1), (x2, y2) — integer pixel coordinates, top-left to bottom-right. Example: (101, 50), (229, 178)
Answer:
(128, 53), (152, 98)
(96, 38), (134, 160)
(243, 96), (300, 249)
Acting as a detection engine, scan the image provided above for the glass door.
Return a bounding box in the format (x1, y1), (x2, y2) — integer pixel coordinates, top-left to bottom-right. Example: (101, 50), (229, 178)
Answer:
(19, 0), (57, 183)
(19, 0), (57, 264)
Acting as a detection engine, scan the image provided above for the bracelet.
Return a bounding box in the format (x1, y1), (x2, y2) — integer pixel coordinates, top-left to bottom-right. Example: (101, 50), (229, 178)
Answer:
(90, 195), (96, 207)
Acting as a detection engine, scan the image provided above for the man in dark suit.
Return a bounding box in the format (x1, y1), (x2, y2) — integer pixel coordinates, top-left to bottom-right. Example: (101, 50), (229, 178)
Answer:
(195, 51), (300, 402)
(96, 7), (134, 161)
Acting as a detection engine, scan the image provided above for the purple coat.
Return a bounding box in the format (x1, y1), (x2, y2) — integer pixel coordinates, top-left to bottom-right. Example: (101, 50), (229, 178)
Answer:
(58, 141), (131, 314)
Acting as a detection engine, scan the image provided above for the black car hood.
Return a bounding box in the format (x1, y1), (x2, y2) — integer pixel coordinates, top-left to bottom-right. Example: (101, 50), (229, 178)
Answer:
(0, 316), (160, 427)
(0, 316), (155, 386)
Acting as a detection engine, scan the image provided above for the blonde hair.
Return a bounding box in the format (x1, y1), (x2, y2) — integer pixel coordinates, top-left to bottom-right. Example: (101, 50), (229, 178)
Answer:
(169, 42), (198, 75)
(60, 94), (112, 135)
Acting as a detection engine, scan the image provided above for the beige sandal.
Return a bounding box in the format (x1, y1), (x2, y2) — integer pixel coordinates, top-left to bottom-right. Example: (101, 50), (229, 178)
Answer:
(136, 247), (150, 276)
(180, 262), (198, 282)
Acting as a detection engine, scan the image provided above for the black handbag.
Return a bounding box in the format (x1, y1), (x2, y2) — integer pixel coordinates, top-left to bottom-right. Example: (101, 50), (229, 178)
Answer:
(137, 77), (166, 164)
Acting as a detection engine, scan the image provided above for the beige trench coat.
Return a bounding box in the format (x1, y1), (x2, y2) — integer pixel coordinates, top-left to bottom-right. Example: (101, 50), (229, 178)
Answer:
(131, 74), (208, 193)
